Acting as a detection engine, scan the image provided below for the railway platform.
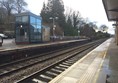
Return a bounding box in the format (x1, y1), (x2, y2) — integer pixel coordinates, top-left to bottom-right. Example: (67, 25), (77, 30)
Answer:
(0, 39), (86, 51)
(49, 38), (118, 83)
(0, 38), (89, 64)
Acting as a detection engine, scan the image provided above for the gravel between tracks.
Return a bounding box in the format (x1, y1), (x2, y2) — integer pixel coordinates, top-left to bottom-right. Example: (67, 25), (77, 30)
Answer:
(0, 50), (74, 83)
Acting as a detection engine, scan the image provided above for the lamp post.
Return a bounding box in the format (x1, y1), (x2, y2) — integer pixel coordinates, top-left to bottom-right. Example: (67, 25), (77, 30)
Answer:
(49, 17), (58, 41)
(78, 30), (80, 36)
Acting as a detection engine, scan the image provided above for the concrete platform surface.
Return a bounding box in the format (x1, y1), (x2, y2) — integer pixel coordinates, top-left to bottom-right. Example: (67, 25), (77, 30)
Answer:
(105, 38), (118, 83)
(49, 38), (112, 83)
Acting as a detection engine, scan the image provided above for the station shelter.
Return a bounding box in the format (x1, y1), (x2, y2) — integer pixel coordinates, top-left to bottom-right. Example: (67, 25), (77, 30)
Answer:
(102, 0), (118, 45)
(15, 12), (42, 44)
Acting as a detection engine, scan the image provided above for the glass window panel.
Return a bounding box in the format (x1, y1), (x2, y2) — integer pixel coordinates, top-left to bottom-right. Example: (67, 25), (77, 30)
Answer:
(37, 24), (41, 29)
(22, 16), (28, 23)
(30, 16), (35, 24)
(30, 24), (34, 29)
(37, 19), (41, 24)
(31, 24), (36, 29)
(20, 28), (25, 36)
(38, 29), (41, 33)
(16, 17), (22, 22)
(34, 28), (37, 32)
(29, 17), (42, 41)
(33, 25), (36, 29)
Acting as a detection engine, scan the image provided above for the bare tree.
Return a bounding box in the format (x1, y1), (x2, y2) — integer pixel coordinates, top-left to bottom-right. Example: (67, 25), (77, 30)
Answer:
(88, 22), (98, 32)
(0, 0), (15, 31)
(0, 0), (15, 16)
(65, 7), (81, 29)
(64, 7), (82, 35)
(0, 0), (28, 14)
(0, 0), (28, 32)
(15, 0), (27, 13)
(72, 11), (81, 29)
(100, 24), (108, 32)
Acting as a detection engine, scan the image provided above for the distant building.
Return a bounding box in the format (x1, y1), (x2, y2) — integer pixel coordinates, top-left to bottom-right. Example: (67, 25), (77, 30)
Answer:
(15, 12), (42, 44)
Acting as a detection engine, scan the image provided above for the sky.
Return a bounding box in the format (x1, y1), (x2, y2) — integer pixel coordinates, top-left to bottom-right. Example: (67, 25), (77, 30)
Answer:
(25, 0), (114, 34)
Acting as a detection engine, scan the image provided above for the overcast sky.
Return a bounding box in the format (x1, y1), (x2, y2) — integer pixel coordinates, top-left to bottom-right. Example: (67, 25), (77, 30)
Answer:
(25, 0), (114, 34)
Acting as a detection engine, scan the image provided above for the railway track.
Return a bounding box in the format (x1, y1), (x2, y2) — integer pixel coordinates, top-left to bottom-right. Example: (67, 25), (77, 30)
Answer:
(0, 43), (81, 77)
(0, 39), (106, 83)
(15, 40), (104, 83)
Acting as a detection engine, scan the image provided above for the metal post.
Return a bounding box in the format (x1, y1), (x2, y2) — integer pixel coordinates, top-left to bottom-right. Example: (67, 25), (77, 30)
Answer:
(49, 17), (58, 41)
(0, 36), (3, 46)
(52, 18), (55, 38)
(116, 22), (118, 45)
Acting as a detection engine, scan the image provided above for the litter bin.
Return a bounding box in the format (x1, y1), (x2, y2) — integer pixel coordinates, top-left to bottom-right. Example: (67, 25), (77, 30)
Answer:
(0, 36), (3, 46)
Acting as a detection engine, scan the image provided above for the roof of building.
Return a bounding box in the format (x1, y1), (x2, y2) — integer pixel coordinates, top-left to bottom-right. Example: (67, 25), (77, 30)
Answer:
(102, 0), (118, 21)
(15, 12), (42, 19)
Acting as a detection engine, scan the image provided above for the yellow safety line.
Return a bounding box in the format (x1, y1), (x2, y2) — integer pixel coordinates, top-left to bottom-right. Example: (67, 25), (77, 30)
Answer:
(94, 38), (112, 83)
(93, 50), (107, 83)
(77, 52), (104, 83)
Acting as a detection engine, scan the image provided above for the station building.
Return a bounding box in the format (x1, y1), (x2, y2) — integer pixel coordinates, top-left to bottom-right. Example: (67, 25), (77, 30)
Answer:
(15, 12), (50, 44)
